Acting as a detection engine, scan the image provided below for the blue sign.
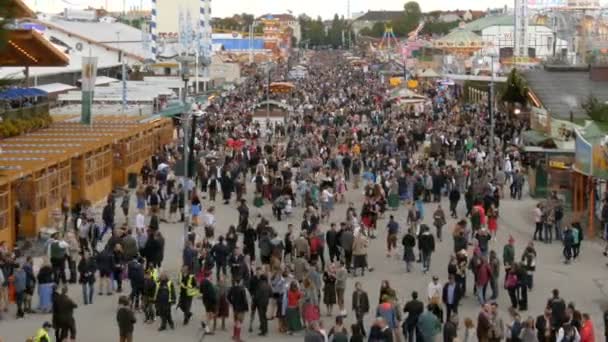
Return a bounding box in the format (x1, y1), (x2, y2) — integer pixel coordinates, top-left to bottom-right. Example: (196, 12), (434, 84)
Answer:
(574, 131), (592, 175)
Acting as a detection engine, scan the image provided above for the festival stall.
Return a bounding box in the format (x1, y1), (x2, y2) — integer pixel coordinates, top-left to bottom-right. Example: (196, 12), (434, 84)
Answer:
(269, 82), (295, 94)
(432, 24), (490, 74)
(572, 122), (608, 238)
(0, 116), (174, 245)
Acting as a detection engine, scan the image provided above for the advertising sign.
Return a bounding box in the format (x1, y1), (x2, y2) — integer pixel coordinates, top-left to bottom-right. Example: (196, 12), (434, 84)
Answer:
(592, 137), (608, 179)
(527, 0), (567, 8)
(574, 131), (592, 175)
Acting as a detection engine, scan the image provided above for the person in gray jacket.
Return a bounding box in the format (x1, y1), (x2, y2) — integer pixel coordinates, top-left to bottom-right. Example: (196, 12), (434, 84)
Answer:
(13, 263), (27, 318)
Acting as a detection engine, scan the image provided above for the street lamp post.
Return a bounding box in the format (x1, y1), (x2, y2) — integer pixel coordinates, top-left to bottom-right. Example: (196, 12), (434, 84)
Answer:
(488, 55), (497, 175)
(264, 62), (274, 120)
(176, 54), (194, 240)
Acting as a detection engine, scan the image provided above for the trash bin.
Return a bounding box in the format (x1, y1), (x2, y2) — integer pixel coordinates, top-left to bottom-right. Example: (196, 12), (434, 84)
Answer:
(127, 173), (138, 189)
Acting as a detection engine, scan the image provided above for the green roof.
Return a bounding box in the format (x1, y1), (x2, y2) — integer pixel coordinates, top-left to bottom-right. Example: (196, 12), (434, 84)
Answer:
(461, 14), (543, 32)
(435, 28), (484, 44)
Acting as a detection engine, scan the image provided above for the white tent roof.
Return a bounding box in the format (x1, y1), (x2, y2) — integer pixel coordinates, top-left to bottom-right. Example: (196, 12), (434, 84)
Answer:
(77, 76), (119, 86)
(418, 69), (440, 78)
(33, 83), (77, 94)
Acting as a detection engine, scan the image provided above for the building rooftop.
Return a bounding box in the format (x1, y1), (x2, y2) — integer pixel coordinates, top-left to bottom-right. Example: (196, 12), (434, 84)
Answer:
(524, 69), (608, 119)
(461, 14), (544, 32)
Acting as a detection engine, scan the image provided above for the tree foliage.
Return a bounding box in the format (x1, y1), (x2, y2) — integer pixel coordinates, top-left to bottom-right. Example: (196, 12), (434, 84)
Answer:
(299, 14), (353, 48)
(501, 68), (528, 105)
(0, 0), (15, 52)
(421, 20), (459, 36)
(582, 94), (608, 122)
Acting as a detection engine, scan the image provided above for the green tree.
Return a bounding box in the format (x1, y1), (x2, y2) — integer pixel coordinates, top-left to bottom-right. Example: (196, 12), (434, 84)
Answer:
(422, 21), (459, 36)
(359, 27), (373, 37)
(0, 0), (12, 49)
(501, 68), (528, 105)
(371, 21), (386, 38)
(305, 17), (327, 47)
(240, 13), (255, 30)
(582, 94), (608, 122)
(327, 14), (348, 47)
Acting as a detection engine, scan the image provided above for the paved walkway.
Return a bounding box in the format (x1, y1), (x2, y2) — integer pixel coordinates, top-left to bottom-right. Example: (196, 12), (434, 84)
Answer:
(1, 185), (607, 341)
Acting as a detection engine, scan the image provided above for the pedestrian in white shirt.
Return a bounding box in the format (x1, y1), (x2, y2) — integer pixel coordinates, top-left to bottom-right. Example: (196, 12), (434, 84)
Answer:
(135, 211), (145, 232)
(427, 276), (443, 303)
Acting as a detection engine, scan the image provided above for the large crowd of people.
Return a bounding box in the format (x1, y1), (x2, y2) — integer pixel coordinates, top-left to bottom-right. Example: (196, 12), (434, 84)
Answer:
(0, 50), (605, 342)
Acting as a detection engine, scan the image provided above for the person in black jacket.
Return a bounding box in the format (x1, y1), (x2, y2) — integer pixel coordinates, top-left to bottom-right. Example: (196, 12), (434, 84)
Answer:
(229, 247), (246, 281)
(96, 249), (114, 296)
(368, 317), (393, 342)
(127, 257), (145, 310)
(142, 269), (156, 323)
(418, 225), (436, 273)
(228, 278), (249, 342)
(155, 272), (176, 331)
(443, 314), (458, 342)
(351, 282), (370, 337)
(403, 291), (424, 342)
(211, 236), (230, 281)
(117, 295), (136, 342)
(448, 188), (460, 218)
(326, 223), (340, 263)
(254, 274), (272, 336)
(53, 286), (77, 342)
(547, 289), (566, 332)
(112, 244), (126, 293)
(442, 275), (461, 322)
(101, 203), (115, 242)
(77, 252), (96, 305)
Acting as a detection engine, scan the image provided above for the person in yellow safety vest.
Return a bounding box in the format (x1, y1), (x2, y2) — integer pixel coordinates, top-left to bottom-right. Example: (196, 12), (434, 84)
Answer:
(154, 272), (176, 331)
(147, 266), (159, 283)
(32, 321), (52, 342)
(178, 265), (199, 325)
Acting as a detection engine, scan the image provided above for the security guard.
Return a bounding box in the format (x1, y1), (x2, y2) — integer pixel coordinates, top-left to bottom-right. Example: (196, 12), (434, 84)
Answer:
(32, 321), (52, 342)
(178, 265), (199, 325)
(154, 272), (176, 331)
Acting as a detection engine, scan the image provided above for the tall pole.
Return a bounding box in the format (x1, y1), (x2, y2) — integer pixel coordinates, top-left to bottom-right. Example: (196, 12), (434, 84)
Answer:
(266, 65), (270, 120)
(489, 56), (495, 175)
(195, 50), (199, 94)
(181, 60), (190, 239)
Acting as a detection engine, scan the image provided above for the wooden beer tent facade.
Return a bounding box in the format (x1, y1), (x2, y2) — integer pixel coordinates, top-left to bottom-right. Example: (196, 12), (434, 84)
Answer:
(0, 117), (173, 247)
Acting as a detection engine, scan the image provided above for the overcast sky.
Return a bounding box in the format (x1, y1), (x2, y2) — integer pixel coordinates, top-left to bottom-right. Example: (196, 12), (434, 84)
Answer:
(28, 0), (517, 19)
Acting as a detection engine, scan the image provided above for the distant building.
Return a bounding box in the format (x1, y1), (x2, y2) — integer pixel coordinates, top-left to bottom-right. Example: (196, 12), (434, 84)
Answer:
(461, 14), (571, 60)
(257, 13), (301, 43)
(352, 10), (404, 35)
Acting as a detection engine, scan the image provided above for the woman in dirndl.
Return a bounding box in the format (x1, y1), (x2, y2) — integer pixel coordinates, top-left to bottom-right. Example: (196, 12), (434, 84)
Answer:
(388, 178), (400, 211)
(301, 278), (320, 325)
(284, 281), (303, 334)
(487, 203), (499, 239)
(322, 265), (337, 316)
(191, 195), (202, 226)
(215, 275), (230, 330)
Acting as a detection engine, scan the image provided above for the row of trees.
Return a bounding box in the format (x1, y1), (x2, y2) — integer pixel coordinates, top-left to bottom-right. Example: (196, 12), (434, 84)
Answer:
(299, 14), (354, 48)
(358, 1), (460, 38)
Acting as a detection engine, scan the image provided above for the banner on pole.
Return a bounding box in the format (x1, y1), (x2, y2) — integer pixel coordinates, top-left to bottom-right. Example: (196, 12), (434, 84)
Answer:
(81, 57), (98, 92)
(81, 57), (98, 125)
